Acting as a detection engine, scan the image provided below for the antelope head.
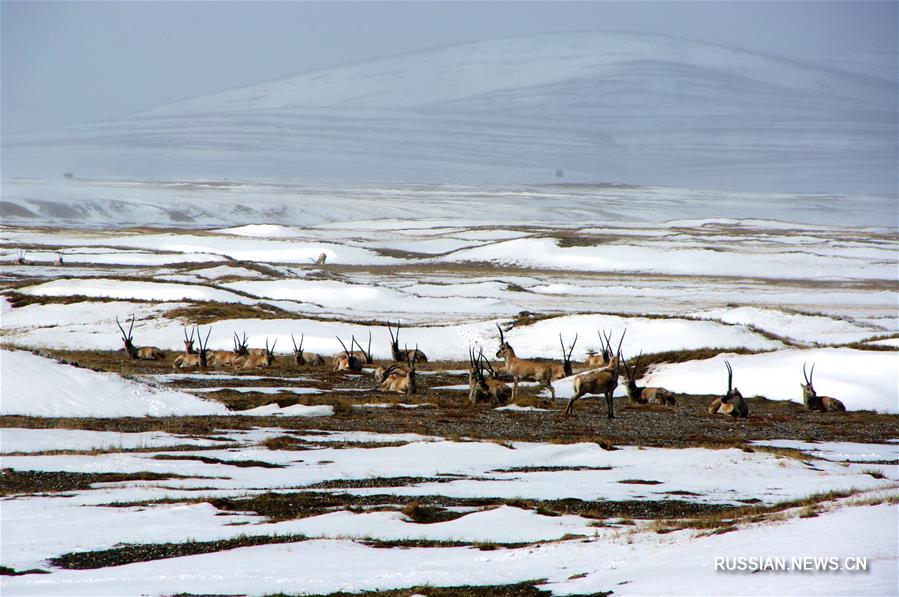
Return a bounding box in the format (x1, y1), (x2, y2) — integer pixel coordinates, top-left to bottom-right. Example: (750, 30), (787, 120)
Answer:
(495, 323), (513, 359)
(234, 332), (249, 356)
(723, 360), (742, 402)
(265, 338), (277, 366)
(182, 326), (196, 354)
(801, 362), (817, 402)
(115, 316), (137, 359)
(291, 333), (305, 365)
(195, 325), (212, 368)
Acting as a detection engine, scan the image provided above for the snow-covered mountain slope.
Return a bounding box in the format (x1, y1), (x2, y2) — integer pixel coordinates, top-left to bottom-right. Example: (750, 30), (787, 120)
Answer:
(3, 32), (896, 192)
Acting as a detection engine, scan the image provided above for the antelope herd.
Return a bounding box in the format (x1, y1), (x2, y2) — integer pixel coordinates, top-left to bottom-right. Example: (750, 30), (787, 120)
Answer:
(112, 316), (849, 415)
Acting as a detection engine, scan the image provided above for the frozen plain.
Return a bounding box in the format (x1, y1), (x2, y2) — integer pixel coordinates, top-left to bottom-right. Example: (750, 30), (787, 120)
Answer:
(1, 178), (897, 595)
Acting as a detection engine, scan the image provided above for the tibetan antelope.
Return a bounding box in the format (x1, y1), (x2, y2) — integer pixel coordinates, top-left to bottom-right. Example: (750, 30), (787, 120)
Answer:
(564, 332), (625, 418)
(622, 352), (675, 406)
(468, 347), (511, 405)
(333, 336), (365, 372)
(173, 326), (211, 368)
(291, 333), (327, 366)
(209, 332), (247, 366)
(115, 316), (165, 360)
(584, 330), (613, 368)
(387, 321), (428, 362)
(171, 327), (196, 368)
(494, 323), (556, 399)
(54, 253), (64, 266)
(15, 250), (27, 265)
(234, 338), (276, 369)
(801, 363), (846, 413)
(380, 346), (419, 394)
(708, 361), (749, 417)
(310, 253), (327, 265)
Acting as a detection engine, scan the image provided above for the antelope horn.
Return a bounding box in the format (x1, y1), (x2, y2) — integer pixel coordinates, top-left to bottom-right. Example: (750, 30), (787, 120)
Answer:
(616, 329), (626, 357)
(300, 333), (304, 352)
(568, 334), (578, 360)
(809, 362), (815, 386)
(115, 316), (128, 339)
(802, 362), (809, 385)
(725, 360), (733, 393)
(270, 338), (277, 354)
(291, 334), (298, 352)
(496, 323), (505, 343)
(127, 316), (135, 339)
(387, 321), (395, 344)
(336, 336), (350, 356)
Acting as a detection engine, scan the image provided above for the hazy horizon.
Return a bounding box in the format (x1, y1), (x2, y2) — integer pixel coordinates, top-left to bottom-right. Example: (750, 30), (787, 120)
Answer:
(3, 1), (897, 134)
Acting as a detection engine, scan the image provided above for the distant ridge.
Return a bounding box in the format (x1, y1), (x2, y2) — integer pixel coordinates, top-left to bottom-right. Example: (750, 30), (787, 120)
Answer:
(3, 31), (896, 193)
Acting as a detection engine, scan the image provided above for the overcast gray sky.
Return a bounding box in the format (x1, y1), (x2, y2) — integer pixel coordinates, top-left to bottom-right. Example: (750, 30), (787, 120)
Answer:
(2, 1), (896, 133)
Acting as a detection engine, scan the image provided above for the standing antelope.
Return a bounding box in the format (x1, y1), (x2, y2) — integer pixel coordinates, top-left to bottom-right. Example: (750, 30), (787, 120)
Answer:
(387, 321), (428, 362)
(708, 361), (749, 417)
(801, 363), (846, 413)
(334, 336), (365, 372)
(468, 347), (511, 405)
(622, 352), (675, 406)
(291, 333), (327, 366)
(173, 326), (211, 368)
(564, 332), (625, 418)
(494, 323), (556, 399)
(234, 338), (276, 369)
(380, 346), (419, 394)
(116, 316), (165, 360)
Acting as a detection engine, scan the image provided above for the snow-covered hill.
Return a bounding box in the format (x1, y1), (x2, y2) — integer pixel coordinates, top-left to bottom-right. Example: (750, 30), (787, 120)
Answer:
(3, 32), (896, 192)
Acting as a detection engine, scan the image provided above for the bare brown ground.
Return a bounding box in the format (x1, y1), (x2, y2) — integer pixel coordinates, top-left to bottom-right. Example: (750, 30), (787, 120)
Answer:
(3, 349), (896, 449)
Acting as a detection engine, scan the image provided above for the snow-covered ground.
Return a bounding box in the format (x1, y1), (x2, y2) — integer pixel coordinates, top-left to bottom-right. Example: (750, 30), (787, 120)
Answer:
(1, 426), (896, 595)
(641, 349), (898, 413)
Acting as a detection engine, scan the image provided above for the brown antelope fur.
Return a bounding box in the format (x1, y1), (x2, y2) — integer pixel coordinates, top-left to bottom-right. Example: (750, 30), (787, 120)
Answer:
(171, 327), (197, 368)
(622, 352), (675, 406)
(707, 361), (749, 417)
(291, 333), (326, 366)
(584, 330), (614, 369)
(565, 331), (625, 418)
(468, 347), (511, 405)
(354, 332), (374, 365)
(380, 346), (419, 394)
(387, 321), (428, 363)
(173, 326), (211, 368)
(234, 338), (276, 369)
(310, 253), (327, 265)
(494, 323), (557, 399)
(116, 316), (165, 360)
(209, 332), (247, 366)
(333, 336), (365, 372)
(802, 363), (846, 413)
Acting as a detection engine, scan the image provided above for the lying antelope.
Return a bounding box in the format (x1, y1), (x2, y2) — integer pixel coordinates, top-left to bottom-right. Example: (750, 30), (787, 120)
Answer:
(234, 338), (276, 369)
(468, 347), (511, 405)
(494, 323), (556, 399)
(116, 316), (165, 360)
(291, 333), (326, 366)
(15, 250), (27, 265)
(171, 327), (196, 368)
(801, 363), (846, 413)
(387, 321), (428, 362)
(210, 332), (247, 366)
(584, 330), (613, 368)
(55, 253), (64, 266)
(334, 336), (365, 372)
(173, 326), (211, 368)
(564, 332), (625, 418)
(622, 352), (675, 406)
(708, 361), (748, 417)
(310, 253), (327, 265)
(380, 346), (419, 394)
